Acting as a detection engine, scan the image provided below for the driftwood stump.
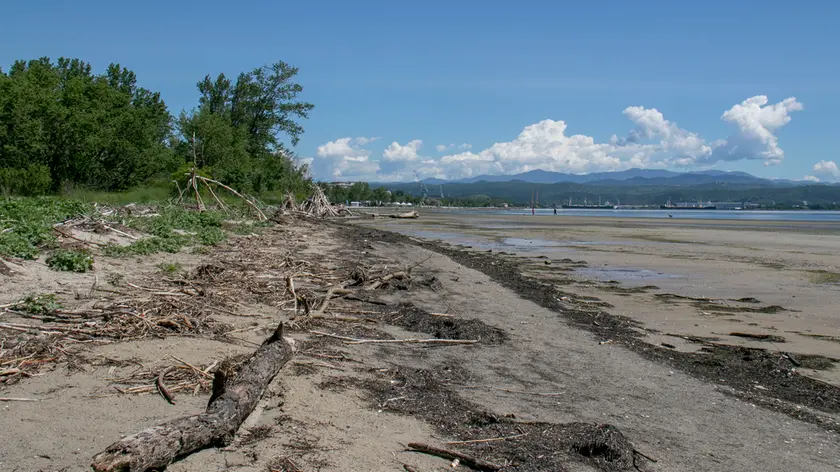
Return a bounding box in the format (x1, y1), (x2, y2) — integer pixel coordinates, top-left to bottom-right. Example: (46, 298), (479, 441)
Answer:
(91, 324), (294, 472)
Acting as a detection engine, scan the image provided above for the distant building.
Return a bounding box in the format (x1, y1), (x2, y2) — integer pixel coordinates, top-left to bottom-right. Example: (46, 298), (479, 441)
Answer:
(330, 181), (355, 189)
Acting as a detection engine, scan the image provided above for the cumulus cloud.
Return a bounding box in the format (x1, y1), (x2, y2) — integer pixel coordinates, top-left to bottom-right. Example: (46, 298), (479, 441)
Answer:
(309, 96), (803, 181)
(812, 160), (840, 182)
(712, 96), (803, 165)
(383, 140), (423, 162)
(314, 137), (379, 179)
(802, 175), (820, 182)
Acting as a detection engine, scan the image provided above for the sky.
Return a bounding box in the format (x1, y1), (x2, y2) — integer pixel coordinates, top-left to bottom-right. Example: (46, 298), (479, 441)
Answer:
(2, 1), (839, 182)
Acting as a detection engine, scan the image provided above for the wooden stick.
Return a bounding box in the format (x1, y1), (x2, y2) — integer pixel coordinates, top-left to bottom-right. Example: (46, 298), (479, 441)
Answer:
(444, 433), (527, 445)
(171, 356), (213, 379)
(52, 226), (106, 247)
(201, 179), (230, 213)
(308, 331), (477, 345)
(91, 324), (294, 472)
(156, 367), (176, 405)
(196, 176), (266, 220)
(407, 442), (501, 471)
(346, 338), (477, 345)
(286, 276), (298, 317)
(102, 224), (139, 240)
(454, 384), (565, 397)
(0, 397), (39, 402)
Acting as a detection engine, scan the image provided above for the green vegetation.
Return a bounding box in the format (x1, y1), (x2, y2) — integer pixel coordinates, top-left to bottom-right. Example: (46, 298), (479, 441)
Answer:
(0, 198), (90, 259)
(13, 293), (62, 314)
(809, 270), (840, 285)
(157, 262), (182, 275)
(0, 57), (313, 197)
(46, 248), (94, 272)
(104, 205), (230, 256)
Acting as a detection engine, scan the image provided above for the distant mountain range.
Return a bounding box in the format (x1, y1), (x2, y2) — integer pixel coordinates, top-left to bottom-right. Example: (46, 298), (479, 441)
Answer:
(375, 168), (814, 187)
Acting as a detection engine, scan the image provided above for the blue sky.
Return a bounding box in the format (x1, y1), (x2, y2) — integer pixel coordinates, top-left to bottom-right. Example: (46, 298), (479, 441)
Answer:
(2, 1), (839, 182)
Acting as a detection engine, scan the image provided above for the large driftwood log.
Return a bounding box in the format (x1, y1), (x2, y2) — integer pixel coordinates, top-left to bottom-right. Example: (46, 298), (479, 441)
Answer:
(91, 324), (294, 472)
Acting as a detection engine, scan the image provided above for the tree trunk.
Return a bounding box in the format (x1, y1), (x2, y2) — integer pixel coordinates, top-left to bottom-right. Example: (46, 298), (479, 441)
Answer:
(91, 324), (293, 472)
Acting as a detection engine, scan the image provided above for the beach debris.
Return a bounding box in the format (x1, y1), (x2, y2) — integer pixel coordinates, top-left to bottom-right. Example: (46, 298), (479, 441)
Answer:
(599, 339), (614, 345)
(309, 331), (478, 345)
(155, 367), (176, 405)
(90, 324), (294, 472)
(390, 211), (419, 219)
(729, 332), (786, 343)
(406, 442), (502, 471)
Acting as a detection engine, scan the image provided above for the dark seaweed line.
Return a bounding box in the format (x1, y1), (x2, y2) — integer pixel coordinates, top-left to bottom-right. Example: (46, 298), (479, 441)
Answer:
(335, 222), (840, 434)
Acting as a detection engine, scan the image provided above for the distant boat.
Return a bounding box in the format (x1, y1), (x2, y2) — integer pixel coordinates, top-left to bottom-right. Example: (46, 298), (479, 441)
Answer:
(562, 204), (614, 209)
(660, 199), (716, 210)
(561, 197), (613, 209)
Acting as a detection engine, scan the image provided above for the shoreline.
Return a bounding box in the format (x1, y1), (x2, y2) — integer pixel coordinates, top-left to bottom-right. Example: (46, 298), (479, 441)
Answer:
(2, 213), (839, 471)
(337, 221), (840, 432)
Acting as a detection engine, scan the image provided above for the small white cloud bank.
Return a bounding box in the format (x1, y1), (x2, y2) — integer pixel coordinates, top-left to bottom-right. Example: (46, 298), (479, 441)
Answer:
(310, 96), (803, 180)
(812, 160), (840, 182)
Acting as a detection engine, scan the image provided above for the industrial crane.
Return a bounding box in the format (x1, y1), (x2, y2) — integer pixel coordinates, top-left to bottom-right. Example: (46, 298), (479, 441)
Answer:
(413, 169), (428, 199)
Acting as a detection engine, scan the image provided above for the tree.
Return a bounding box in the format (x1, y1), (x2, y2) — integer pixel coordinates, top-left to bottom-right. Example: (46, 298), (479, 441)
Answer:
(0, 57), (175, 192)
(178, 61), (314, 193)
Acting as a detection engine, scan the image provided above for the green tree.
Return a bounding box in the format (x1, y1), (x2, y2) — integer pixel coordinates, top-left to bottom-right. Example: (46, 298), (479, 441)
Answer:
(0, 57), (175, 192)
(177, 61), (314, 193)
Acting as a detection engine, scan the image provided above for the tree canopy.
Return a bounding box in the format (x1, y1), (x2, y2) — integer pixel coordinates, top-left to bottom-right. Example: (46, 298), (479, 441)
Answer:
(0, 57), (313, 197)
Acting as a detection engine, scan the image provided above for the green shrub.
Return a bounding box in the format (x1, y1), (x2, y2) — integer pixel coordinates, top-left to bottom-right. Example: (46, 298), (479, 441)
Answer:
(0, 165), (52, 196)
(197, 227), (226, 245)
(157, 262), (182, 274)
(13, 293), (62, 314)
(45, 249), (94, 272)
(0, 197), (89, 259)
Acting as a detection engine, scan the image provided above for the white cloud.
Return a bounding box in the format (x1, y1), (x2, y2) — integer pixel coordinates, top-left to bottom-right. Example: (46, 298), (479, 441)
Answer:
(803, 175), (820, 182)
(435, 143), (472, 153)
(310, 96), (804, 181)
(314, 137), (379, 179)
(712, 96), (803, 165)
(383, 140), (423, 162)
(812, 160), (840, 182)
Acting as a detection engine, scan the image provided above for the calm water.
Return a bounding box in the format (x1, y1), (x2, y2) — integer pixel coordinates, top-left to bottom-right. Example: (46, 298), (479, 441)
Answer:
(448, 208), (840, 222)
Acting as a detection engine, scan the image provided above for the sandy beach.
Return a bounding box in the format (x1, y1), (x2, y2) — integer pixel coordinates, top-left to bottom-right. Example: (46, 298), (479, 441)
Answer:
(1, 213), (839, 471)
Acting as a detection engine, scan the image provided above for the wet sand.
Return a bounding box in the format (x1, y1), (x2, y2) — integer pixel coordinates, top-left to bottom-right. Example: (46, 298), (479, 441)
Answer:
(353, 212), (840, 384)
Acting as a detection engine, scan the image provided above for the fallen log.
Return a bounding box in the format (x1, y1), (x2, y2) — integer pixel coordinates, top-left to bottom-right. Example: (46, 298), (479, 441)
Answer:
(390, 210), (419, 219)
(91, 324), (294, 472)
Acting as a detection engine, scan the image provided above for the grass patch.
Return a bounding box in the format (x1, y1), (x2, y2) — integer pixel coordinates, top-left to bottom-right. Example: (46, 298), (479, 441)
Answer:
(64, 186), (171, 205)
(46, 248), (94, 272)
(157, 262), (182, 275)
(809, 270), (840, 285)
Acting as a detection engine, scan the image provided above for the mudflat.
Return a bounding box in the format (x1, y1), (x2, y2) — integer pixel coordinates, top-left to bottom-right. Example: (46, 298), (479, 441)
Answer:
(354, 212), (840, 385)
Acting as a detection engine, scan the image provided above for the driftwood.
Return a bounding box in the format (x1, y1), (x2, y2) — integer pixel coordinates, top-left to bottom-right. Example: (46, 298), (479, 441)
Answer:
(407, 442), (501, 471)
(390, 210), (419, 219)
(91, 324), (294, 472)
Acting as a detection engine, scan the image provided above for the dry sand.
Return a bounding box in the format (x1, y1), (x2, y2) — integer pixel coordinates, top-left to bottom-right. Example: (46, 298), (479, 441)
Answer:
(1, 213), (839, 471)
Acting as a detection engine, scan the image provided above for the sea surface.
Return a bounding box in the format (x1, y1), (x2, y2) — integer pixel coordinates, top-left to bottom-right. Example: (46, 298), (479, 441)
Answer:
(441, 208), (840, 222)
